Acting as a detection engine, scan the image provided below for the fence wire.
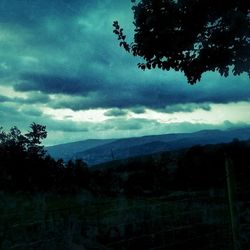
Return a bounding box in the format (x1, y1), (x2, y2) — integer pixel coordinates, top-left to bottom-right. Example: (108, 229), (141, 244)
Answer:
(0, 189), (249, 250)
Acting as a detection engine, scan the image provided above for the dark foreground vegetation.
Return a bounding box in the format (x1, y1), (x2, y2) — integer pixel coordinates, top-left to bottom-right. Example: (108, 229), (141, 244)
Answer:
(1, 124), (250, 250)
(1, 124), (250, 196)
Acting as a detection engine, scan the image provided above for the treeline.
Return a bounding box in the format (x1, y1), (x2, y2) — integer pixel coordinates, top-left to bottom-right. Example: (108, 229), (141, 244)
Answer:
(0, 124), (88, 193)
(86, 138), (250, 196)
(0, 124), (250, 196)
(107, 138), (250, 195)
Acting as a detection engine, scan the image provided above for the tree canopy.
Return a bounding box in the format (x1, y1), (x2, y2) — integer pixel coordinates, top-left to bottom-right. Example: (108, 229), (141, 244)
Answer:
(0, 123), (91, 192)
(25, 122), (47, 157)
(113, 0), (250, 84)
(0, 123), (47, 159)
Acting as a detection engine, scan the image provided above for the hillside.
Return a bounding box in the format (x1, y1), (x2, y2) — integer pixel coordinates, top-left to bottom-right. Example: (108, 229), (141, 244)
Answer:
(46, 139), (115, 160)
(46, 127), (250, 165)
(90, 138), (250, 195)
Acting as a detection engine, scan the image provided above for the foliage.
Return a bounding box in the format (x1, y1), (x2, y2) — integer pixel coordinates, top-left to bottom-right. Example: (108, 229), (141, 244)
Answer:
(25, 123), (47, 157)
(0, 123), (47, 157)
(113, 0), (250, 84)
(0, 124), (86, 192)
(1, 124), (250, 195)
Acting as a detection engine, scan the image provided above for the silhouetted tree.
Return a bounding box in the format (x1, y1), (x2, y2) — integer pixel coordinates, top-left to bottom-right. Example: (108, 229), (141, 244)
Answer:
(0, 124), (49, 191)
(0, 124), (92, 192)
(25, 122), (47, 157)
(114, 0), (250, 84)
(0, 126), (27, 153)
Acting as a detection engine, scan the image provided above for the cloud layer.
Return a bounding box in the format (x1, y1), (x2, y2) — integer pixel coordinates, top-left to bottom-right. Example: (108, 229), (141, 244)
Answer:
(0, 0), (249, 144)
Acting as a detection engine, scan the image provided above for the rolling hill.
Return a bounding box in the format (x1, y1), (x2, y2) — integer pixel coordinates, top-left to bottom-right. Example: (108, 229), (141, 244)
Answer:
(46, 127), (250, 165)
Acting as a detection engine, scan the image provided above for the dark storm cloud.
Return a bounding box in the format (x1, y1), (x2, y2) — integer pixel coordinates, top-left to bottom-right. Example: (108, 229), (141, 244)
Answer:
(47, 73), (250, 112)
(48, 78), (190, 110)
(10, 71), (250, 111)
(1, 0), (250, 145)
(1, 0), (250, 112)
(14, 73), (100, 95)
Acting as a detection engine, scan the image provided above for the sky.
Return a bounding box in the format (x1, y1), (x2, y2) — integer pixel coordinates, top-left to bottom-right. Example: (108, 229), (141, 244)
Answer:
(0, 0), (250, 146)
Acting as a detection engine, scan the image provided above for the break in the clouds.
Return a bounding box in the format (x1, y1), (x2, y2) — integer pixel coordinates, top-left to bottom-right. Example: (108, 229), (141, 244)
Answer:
(0, 0), (249, 145)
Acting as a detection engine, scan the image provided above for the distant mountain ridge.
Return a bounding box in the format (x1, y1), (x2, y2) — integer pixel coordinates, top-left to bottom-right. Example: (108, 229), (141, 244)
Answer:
(46, 139), (115, 160)
(46, 127), (250, 165)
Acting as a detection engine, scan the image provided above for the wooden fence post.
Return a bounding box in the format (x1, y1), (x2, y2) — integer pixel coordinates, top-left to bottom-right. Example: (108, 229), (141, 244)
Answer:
(225, 156), (238, 250)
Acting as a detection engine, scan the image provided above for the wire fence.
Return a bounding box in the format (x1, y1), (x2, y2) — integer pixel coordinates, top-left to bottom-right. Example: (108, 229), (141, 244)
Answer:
(1, 187), (248, 250)
(0, 182), (250, 249)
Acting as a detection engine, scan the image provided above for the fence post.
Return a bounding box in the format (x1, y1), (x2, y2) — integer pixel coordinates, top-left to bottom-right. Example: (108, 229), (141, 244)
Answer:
(225, 156), (238, 250)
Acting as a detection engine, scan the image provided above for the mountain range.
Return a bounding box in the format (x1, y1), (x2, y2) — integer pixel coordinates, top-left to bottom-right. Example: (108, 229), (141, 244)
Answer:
(46, 127), (250, 166)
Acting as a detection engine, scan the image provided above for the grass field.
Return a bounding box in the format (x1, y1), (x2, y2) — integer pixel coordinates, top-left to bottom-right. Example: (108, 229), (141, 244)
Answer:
(0, 190), (238, 250)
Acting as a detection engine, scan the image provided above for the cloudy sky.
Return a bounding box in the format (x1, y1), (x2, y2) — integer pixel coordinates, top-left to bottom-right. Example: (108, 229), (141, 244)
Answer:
(0, 0), (250, 145)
